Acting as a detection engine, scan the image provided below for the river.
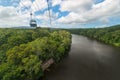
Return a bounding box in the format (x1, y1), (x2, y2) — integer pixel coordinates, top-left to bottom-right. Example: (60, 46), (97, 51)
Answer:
(43, 34), (120, 80)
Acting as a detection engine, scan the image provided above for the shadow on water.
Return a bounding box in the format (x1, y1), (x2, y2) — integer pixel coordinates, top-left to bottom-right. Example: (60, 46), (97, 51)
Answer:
(42, 34), (120, 80)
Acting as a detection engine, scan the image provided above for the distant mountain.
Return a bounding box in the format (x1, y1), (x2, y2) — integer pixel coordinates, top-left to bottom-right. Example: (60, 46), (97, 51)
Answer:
(11, 26), (36, 29)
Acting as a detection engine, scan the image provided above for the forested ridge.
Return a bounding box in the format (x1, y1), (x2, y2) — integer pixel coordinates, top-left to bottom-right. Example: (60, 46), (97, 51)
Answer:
(68, 25), (120, 47)
(0, 28), (71, 80)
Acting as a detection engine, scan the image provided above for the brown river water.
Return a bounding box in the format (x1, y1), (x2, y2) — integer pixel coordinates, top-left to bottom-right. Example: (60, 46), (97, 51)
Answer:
(43, 34), (120, 80)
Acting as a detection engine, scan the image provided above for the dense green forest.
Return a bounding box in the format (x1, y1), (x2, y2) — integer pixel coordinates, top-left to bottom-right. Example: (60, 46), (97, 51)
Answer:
(68, 25), (120, 47)
(0, 28), (71, 80)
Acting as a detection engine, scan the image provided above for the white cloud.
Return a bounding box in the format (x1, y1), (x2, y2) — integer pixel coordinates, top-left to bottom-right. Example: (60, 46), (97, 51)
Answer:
(60, 0), (93, 12)
(0, 0), (120, 28)
(35, 9), (59, 27)
(31, 0), (47, 12)
(0, 6), (30, 27)
(19, 0), (32, 8)
(52, 0), (62, 6)
(58, 0), (120, 24)
(0, 0), (50, 28)
(36, 10), (49, 21)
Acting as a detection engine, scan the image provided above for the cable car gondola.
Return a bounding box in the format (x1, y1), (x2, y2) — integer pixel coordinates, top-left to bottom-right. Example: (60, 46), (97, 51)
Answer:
(29, 13), (37, 27)
(30, 19), (37, 27)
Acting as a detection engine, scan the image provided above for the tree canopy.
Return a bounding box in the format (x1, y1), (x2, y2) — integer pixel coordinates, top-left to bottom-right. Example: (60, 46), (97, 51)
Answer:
(68, 25), (120, 47)
(0, 28), (71, 80)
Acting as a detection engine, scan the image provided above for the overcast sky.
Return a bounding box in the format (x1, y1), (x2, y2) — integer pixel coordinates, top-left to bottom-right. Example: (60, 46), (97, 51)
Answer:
(0, 0), (120, 28)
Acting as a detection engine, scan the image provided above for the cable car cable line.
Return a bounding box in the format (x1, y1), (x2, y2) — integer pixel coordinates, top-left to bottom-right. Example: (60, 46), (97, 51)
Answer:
(47, 0), (52, 27)
(19, 0), (53, 28)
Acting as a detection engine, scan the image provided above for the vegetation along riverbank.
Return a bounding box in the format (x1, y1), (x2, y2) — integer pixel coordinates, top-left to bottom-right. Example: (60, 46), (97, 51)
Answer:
(0, 28), (71, 80)
(68, 25), (120, 47)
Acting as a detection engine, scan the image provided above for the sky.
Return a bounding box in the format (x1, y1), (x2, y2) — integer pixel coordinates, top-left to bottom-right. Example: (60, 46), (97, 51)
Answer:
(0, 0), (120, 28)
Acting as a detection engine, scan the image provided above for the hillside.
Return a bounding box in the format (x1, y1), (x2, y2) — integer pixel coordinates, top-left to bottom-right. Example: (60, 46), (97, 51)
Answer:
(68, 25), (120, 47)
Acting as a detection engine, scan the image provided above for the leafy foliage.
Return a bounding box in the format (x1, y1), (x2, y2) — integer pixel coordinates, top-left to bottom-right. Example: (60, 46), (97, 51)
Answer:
(68, 25), (120, 47)
(0, 28), (71, 80)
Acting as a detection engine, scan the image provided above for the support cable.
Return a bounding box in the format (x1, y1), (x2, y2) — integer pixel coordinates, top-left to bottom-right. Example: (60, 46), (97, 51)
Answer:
(47, 0), (52, 27)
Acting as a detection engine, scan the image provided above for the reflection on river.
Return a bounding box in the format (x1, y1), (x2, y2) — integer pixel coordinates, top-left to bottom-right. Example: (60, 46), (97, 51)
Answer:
(43, 34), (120, 80)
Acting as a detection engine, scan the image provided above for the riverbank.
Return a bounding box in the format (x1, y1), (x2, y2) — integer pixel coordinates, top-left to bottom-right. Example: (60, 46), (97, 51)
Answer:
(42, 34), (120, 80)
(68, 25), (120, 47)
